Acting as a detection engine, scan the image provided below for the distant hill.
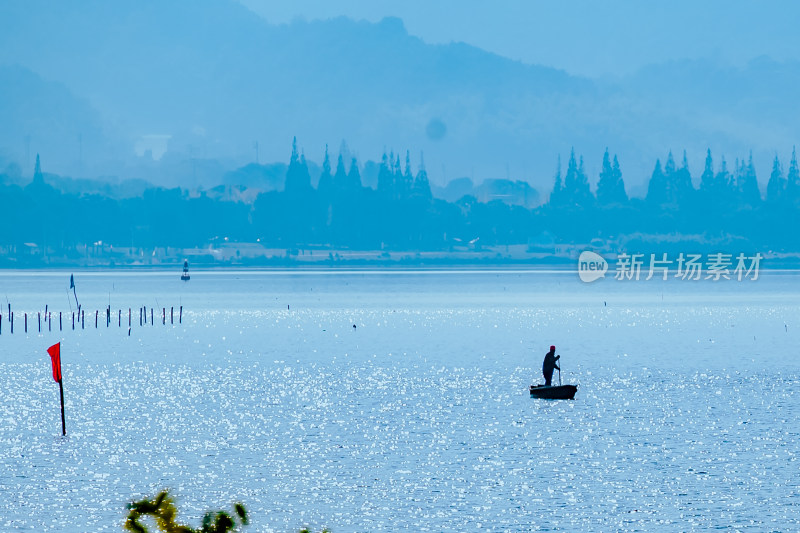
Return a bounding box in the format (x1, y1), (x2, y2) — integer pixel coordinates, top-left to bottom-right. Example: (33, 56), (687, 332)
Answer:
(0, 65), (119, 176)
(1, 0), (798, 193)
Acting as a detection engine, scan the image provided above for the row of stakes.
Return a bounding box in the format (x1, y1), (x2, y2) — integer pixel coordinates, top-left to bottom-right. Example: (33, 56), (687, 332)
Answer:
(0, 304), (183, 336)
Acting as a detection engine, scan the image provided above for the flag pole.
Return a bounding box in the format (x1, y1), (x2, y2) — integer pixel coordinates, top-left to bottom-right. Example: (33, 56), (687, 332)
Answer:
(58, 378), (66, 436)
(47, 342), (65, 436)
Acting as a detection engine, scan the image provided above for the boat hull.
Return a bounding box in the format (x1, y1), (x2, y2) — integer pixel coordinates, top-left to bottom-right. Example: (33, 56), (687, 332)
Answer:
(529, 384), (577, 400)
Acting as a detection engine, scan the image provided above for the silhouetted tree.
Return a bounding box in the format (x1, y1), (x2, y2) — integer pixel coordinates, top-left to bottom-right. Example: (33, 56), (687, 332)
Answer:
(317, 145), (333, 197)
(395, 150), (413, 199)
(392, 152), (402, 198)
(737, 152), (760, 207)
(549, 155), (564, 206)
(284, 137), (312, 195)
(646, 158), (668, 205)
(597, 148), (627, 205)
(562, 149), (593, 207)
(786, 146), (800, 203)
(333, 152), (347, 192)
(699, 149), (715, 196)
(714, 156), (735, 206)
(347, 156), (362, 191)
(766, 154), (785, 203)
(672, 150), (694, 206)
(125, 490), (248, 533)
(412, 152), (432, 199)
(377, 152), (393, 197)
(33, 153), (44, 185)
(611, 155), (626, 202)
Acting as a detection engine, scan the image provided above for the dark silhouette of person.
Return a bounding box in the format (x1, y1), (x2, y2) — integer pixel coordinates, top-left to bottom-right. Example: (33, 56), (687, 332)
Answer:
(543, 345), (561, 386)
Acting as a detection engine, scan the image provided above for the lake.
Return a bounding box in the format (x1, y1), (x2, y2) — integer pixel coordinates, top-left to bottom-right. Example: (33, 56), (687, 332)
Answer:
(0, 269), (798, 531)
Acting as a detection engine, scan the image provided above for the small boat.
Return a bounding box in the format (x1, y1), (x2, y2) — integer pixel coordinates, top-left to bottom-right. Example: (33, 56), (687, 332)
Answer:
(181, 260), (190, 281)
(530, 384), (577, 400)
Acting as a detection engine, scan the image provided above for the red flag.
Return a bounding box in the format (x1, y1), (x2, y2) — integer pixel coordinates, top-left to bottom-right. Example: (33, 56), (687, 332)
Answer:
(47, 342), (62, 383)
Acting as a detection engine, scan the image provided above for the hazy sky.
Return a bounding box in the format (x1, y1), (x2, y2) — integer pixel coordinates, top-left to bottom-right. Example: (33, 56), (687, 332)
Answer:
(238, 0), (800, 78)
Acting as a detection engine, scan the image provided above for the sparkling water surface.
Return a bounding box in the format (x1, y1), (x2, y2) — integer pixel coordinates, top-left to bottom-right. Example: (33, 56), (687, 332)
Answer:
(0, 270), (798, 531)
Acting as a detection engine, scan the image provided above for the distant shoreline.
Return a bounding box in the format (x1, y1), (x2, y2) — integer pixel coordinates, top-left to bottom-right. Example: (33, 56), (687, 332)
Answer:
(4, 243), (800, 271)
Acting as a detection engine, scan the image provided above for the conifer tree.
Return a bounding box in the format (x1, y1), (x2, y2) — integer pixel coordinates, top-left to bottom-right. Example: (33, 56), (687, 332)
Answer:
(377, 152), (393, 197)
(672, 150), (693, 206)
(611, 155), (627, 203)
(412, 152), (432, 199)
(317, 144), (333, 197)
(392, 153), (402, 198)
(33, 153), (44, 184)
(576, 155), (593, 205)
(786, 146), (799, 203)
(284, 137), (312, 195)
(549, 155), (563, 206)
(347, 156), (362, 191)
(596, 149), (615, 205)
(766, 154), (786, 203)
(662, 151), (678, 205)
(737, 152), (761, 206)
(699, 149), (715, 195)
(715, 156), (734, 204)
(562, 149), (592, 206)
(396, 150), (413, 199)
(664, 151), (676, 178)
(646, 159), (667, 205)
(333, 152), (347, 192)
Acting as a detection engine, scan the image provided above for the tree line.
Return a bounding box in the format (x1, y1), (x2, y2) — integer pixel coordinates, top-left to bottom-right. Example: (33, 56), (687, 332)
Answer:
(544, 146), (800, 249)
(1, 142), (799, 262)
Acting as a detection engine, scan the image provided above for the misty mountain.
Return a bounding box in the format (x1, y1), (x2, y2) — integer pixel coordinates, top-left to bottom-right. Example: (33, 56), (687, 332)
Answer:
(0, 0), (798, 193)
(0, 65), (119, 176)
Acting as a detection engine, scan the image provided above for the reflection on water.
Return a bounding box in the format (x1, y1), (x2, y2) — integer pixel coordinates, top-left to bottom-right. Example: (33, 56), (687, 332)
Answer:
(0, 271), (798, 530)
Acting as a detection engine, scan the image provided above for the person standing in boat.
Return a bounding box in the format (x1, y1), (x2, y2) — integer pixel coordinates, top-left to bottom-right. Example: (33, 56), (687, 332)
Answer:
(543, 345), (560, 386)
